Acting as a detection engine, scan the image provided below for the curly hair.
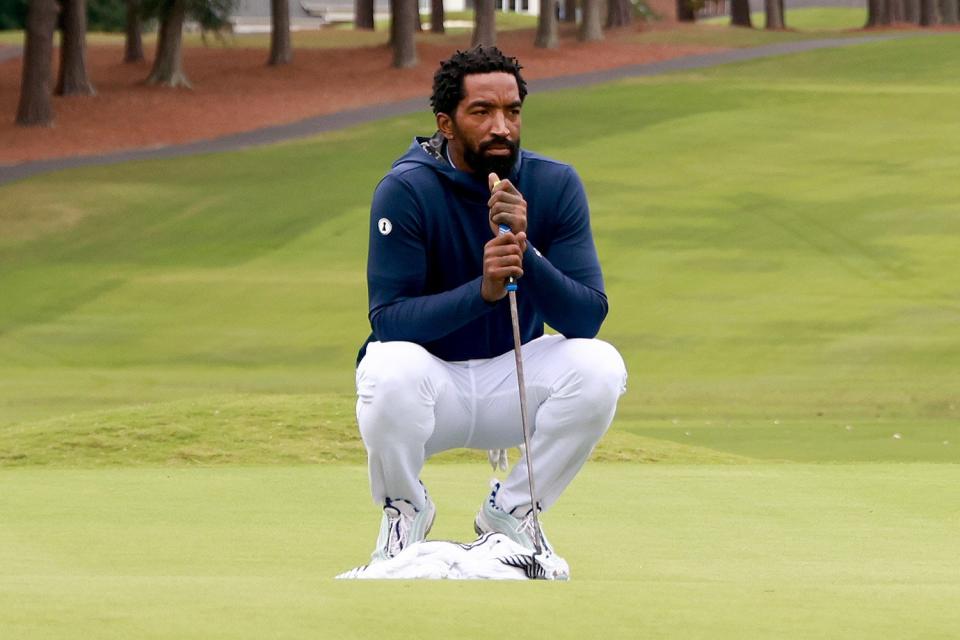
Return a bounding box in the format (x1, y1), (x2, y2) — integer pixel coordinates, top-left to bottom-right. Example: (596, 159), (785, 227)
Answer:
(430, 46), (528, 116)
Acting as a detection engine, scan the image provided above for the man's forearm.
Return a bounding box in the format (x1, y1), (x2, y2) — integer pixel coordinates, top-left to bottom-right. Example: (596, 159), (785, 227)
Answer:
(520, 246), (608, 339)
(369, 276), (495, 343)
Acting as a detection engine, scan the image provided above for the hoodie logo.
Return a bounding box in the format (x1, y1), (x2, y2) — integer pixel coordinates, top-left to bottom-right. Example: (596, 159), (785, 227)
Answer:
(378, 218), (393, 236)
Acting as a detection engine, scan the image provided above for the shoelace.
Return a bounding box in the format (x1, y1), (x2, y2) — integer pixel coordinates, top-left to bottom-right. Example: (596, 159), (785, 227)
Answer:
(517, 511), (544, 550)
(386, 510), (414, 558)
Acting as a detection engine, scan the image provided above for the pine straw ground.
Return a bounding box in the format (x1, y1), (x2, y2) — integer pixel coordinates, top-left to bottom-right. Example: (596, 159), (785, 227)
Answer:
(0, 9), (737, 166)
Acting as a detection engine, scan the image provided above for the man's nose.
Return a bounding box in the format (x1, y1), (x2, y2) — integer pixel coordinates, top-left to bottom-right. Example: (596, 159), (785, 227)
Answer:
(491, 111), (509, 137)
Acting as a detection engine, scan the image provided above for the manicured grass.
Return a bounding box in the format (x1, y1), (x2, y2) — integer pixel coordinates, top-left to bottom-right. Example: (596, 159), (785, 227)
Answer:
(1, 463), (958, 638)
(1, 32), (958, 639)
(701, 7), (869, 31)
(3, 34), (959, 464)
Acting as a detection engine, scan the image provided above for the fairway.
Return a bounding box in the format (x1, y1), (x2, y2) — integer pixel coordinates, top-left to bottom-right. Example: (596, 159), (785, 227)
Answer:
(2, 33), (959, 638)
(2, 464), (959, 638)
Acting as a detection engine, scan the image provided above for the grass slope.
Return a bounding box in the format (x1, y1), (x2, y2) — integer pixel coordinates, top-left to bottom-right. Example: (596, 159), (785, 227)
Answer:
(701, 7), (869, 31)
(1, 464), (958, 638)
(3, 34), (959, 465)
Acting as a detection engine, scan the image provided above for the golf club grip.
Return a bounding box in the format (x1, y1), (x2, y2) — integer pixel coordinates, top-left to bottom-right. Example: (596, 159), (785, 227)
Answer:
(498, 224), (518, 292)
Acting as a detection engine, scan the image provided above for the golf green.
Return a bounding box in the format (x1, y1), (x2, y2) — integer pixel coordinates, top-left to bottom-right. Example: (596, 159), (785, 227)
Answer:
(2, 464), (958, 638)
(1, 32), (959, 638)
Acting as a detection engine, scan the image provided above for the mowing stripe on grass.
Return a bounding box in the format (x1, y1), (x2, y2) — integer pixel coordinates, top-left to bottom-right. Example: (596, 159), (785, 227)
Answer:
(0, 33), (916, 186)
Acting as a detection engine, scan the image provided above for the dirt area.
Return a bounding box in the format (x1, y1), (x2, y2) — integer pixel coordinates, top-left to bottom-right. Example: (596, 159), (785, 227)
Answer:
(1, 11), (731, 166)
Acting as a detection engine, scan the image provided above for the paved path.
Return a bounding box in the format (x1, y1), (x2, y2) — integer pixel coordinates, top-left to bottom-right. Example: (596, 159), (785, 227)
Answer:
(0, 34), (908, 186)
(0, 45), (23, 63)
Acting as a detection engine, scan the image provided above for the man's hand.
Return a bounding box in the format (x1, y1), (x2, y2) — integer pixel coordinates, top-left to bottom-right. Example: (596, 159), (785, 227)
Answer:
(481, 231), (526, 302)
(488, 172), (528, 254)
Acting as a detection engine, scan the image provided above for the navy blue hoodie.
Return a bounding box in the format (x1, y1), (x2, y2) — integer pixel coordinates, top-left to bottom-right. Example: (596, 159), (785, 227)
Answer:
(359, 135), (607, 364)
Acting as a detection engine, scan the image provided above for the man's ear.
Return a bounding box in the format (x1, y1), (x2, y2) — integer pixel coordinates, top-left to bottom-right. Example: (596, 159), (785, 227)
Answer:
(436, 113), (455, 140)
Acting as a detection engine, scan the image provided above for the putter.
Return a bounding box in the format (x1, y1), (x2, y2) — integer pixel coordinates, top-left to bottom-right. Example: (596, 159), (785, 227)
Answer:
(498, 221), (545, 557)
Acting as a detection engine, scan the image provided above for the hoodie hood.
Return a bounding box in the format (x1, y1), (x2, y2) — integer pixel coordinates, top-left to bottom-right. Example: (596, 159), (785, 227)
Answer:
(392, 132), (523, 199)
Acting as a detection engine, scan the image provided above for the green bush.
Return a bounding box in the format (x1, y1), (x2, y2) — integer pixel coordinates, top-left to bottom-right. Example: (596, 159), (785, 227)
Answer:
(0, 0), (28, 30)
(88, 0), (127, 32)
(0, 0), (127, 32)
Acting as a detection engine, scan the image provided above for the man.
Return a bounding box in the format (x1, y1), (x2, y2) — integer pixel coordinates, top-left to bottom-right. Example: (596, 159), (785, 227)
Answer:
(356, 46), (626, 564)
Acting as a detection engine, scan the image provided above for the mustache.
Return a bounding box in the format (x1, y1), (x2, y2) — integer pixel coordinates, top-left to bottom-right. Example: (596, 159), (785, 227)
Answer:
(479, 136), (518, 154)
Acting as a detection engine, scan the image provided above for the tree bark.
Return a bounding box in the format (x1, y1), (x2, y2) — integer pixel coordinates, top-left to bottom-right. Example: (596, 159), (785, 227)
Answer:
(730, 0), (752, 26)
(904, 0), (919, 21)
(889, 0), (904, 20)
(919, 0), (938, 23)
(268, 0), (292, 64)
(430, 0), (444, 33)
(391, 0), (417, 68)
(16, 0), (59, 126)
(534, 0), (558, 48)
(676, 0), (695, 22)
(562, 0), (576, 22)
(940, 0), (958, 24)
(124, 0), (144, 62)
(764, 0), (784, 28)
(578, 0), (602, 40)
(355, 0), (375, 29)
(472, 0), (496, 46)
(147, 0), (191, 88)
(606, 0), (631, 27)
(55, 0), (95, 95)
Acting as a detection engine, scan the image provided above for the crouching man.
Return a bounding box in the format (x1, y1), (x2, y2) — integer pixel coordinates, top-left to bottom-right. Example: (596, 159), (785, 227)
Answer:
(356, 46), (627, 563)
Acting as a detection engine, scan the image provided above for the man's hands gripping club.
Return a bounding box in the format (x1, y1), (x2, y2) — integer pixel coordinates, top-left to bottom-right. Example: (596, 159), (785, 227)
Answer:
(481, 173), (528, 303)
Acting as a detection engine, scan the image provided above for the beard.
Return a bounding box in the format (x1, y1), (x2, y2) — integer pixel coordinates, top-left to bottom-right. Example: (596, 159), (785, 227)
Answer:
(459, 134), (520, 179)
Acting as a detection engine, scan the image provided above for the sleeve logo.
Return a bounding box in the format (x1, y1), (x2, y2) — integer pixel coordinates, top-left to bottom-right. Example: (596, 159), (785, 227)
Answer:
(378, 218), (393, 236)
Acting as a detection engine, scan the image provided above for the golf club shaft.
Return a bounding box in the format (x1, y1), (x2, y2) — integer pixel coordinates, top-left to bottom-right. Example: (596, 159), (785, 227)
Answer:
(498, 223), (544, 556)
(508, 289), (544, 555)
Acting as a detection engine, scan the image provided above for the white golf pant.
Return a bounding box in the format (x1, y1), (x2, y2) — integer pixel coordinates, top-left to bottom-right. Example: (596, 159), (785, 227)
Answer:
(355, 334), (627, 514)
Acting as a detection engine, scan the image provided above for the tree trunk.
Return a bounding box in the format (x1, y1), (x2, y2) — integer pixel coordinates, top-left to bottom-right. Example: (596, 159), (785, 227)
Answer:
(578, 0), (602, 40)
(16, 0), (59, 126)
(562, 0), (576, 22)
(124, 0), (144, 62)
(889, 0), (904, 20)
(268, 0), (292, 64)
(764, 0), (784, 28)
(919, 0), (938, 23)
(355, 0), (375, 29)
(606, 0), (631, 27)
(940, 0), (958, 24)
(730, 0), (752, 26)
(55, 0), (95, 95)
(413, 0), (422, 31)
(391, 0), (417, 68)
(147, 0), (190, 88)
(534, 0), (558, 47)
(676, 0), (695, 22)
(430, 0), (444, 33)
(472, 0), (496, 46)
(904, 0), (919, 21)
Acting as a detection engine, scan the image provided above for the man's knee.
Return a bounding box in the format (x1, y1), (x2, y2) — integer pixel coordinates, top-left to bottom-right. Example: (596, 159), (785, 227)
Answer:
(557, 338), (627, 420)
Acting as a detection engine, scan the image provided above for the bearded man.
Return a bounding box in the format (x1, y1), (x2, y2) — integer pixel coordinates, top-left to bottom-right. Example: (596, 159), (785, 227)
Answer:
(356, 46), (627, 564)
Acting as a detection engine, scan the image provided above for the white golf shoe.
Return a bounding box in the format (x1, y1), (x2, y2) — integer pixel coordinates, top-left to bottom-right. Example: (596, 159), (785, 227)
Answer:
(473, 483), (555, 557)
(370, 496), (436, 563)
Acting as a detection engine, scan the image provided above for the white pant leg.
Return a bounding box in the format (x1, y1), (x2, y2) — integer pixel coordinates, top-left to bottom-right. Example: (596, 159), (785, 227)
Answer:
(356, 336), (627, 514)
(356, 341), (471, 510)
(473, 335), (628, 514)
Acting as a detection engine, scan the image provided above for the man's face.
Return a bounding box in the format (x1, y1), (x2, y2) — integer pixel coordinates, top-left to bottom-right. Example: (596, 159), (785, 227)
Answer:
(442, 72), (522, 178)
